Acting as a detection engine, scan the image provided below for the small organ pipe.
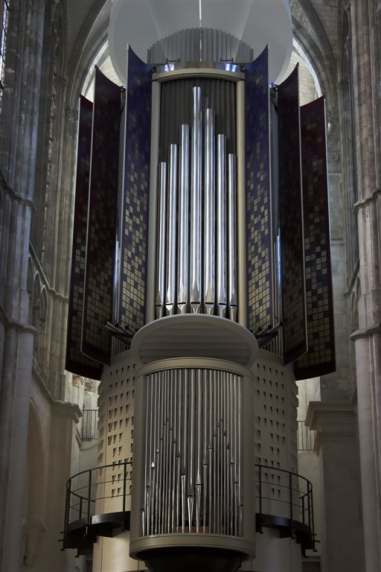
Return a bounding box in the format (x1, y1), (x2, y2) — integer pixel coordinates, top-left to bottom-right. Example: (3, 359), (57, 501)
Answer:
(156, 163), (167, 318)
(228, 154), (238, 321)
(195, 370), (202, 532)
(217, 134), (227, 317)
(204, 109), (216, 315)
(237, 376), (242, 535)
(166, 145), (178, 316)
(190, 86), (202, 314)
(188, 369), (195, 529)
(178, 125), (190, 314)
(140, 369), (243, 538)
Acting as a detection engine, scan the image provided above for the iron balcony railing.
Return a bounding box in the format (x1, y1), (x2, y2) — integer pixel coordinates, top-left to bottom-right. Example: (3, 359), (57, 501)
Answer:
(297, 420), (316, 451)
(63, 461), (315, 554)
(81, 409), (98, 441)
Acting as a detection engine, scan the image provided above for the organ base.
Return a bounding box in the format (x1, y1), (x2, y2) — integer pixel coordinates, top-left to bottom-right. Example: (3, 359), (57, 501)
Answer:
(90, 315), (307, 572)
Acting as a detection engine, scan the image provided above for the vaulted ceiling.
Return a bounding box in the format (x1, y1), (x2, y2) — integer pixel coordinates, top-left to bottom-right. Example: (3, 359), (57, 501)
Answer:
(65, 0), (340, 71)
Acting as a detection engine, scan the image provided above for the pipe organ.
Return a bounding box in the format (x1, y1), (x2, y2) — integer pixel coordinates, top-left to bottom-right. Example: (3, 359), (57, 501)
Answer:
(155, 84), (238, 320)
(66, 3), (335, 571)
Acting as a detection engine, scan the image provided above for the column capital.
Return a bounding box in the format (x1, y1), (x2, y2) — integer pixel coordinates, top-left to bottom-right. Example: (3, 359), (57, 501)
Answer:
(306, 401), (357, 445)
(52, 401), (82, 423)
(350, 323), (381, 340)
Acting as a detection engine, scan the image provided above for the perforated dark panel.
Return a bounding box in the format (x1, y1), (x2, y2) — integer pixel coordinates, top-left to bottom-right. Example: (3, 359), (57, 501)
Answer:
(295, 98), (335, 380)
(278, 66), (307, 364)
(245, 48), (273, 335)
(66, 97), (102, 379)
(118, 48), (152, 336)
(83, 70), (122, 364)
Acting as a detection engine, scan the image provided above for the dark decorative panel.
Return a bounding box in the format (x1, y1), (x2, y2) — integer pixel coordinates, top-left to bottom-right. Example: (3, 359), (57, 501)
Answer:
(118, 48), (152, 336)
(83, 70), (122, 364)
(278, 66), (307, 364)
(245, 48), (273, 334)
(295, 98), (336, 379)
(66, 98), (102, 379)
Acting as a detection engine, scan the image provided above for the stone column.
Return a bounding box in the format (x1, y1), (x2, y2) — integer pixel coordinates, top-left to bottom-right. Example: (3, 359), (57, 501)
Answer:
(349, 1), (381, 570)
(39, 402), (81, 572)
(0, 1), (46, 570)
(306, 402), (365, 572)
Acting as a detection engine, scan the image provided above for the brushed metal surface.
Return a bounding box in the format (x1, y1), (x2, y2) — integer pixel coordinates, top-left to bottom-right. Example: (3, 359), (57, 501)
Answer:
(204, 108), (216, 315)
(217, 134), (227, 316)
(178, 125), (190, 314)
(190, 86), (202, 313)
(166, 144), (178, 315)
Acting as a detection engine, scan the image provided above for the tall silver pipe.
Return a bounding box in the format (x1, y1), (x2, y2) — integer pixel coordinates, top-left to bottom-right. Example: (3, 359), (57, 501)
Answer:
(190, 86), (202, 314)
(216, 371), (220, 533)
(217, 134), (227, 317)
(204, 109), (216, 315)
(178, 125), (190, 314)
(145, 378), (152, 535)
(171, 371), (177, 533)
(181, 369), (188, 533)
(163, 373), (168, 533)
(156, 162), (167, 319)
(151, 376), (158, 534)
(237, 376), (242, 535)
(155, 373), (162, 534)
(202, 370), (208, 532)
(228, 154), (238, 321)
(188, 369), (195, 530)
(166, 145), (178, 316)
(208, 372), (213, 533)
(212, 370), (218, 532)
(195, 370), (202, 532)
(229, 376), (234, 536)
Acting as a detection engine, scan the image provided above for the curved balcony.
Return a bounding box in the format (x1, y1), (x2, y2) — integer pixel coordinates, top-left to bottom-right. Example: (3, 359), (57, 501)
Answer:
(61, 462), (316, 557)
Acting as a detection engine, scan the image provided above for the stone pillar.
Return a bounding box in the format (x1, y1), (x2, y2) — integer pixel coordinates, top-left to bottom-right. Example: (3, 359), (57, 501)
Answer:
(349, 1), (381, 570)
(306, 402), (365, 572)
(39, 402), (81, 572)
(0, 1), (46, 570)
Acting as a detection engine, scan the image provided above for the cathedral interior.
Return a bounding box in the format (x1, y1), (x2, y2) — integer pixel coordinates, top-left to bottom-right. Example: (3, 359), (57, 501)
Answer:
(0, 1), (380, 572)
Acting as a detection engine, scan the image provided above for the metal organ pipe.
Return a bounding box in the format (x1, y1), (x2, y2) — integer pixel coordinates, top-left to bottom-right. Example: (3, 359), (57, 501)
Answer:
(204, 109), (216, 315)
(156, 162), (167, 318)
(155, 84), (238, 322)
(228, 153), (238, 321)
(217, 134), (227, 317)
(190, 86), (202, 314)
(178, 125), (190, 314)
(166, 144), (178, 315)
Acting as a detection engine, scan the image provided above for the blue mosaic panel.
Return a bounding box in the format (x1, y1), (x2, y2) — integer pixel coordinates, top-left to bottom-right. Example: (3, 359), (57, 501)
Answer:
(295, 98), (336, 379)
(245, 48), (273, 334)
(278, 66), (307, 364)
(83, 70), (123, 364)
(119, 48), (152, 336)
(66, 97), (102, 379)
